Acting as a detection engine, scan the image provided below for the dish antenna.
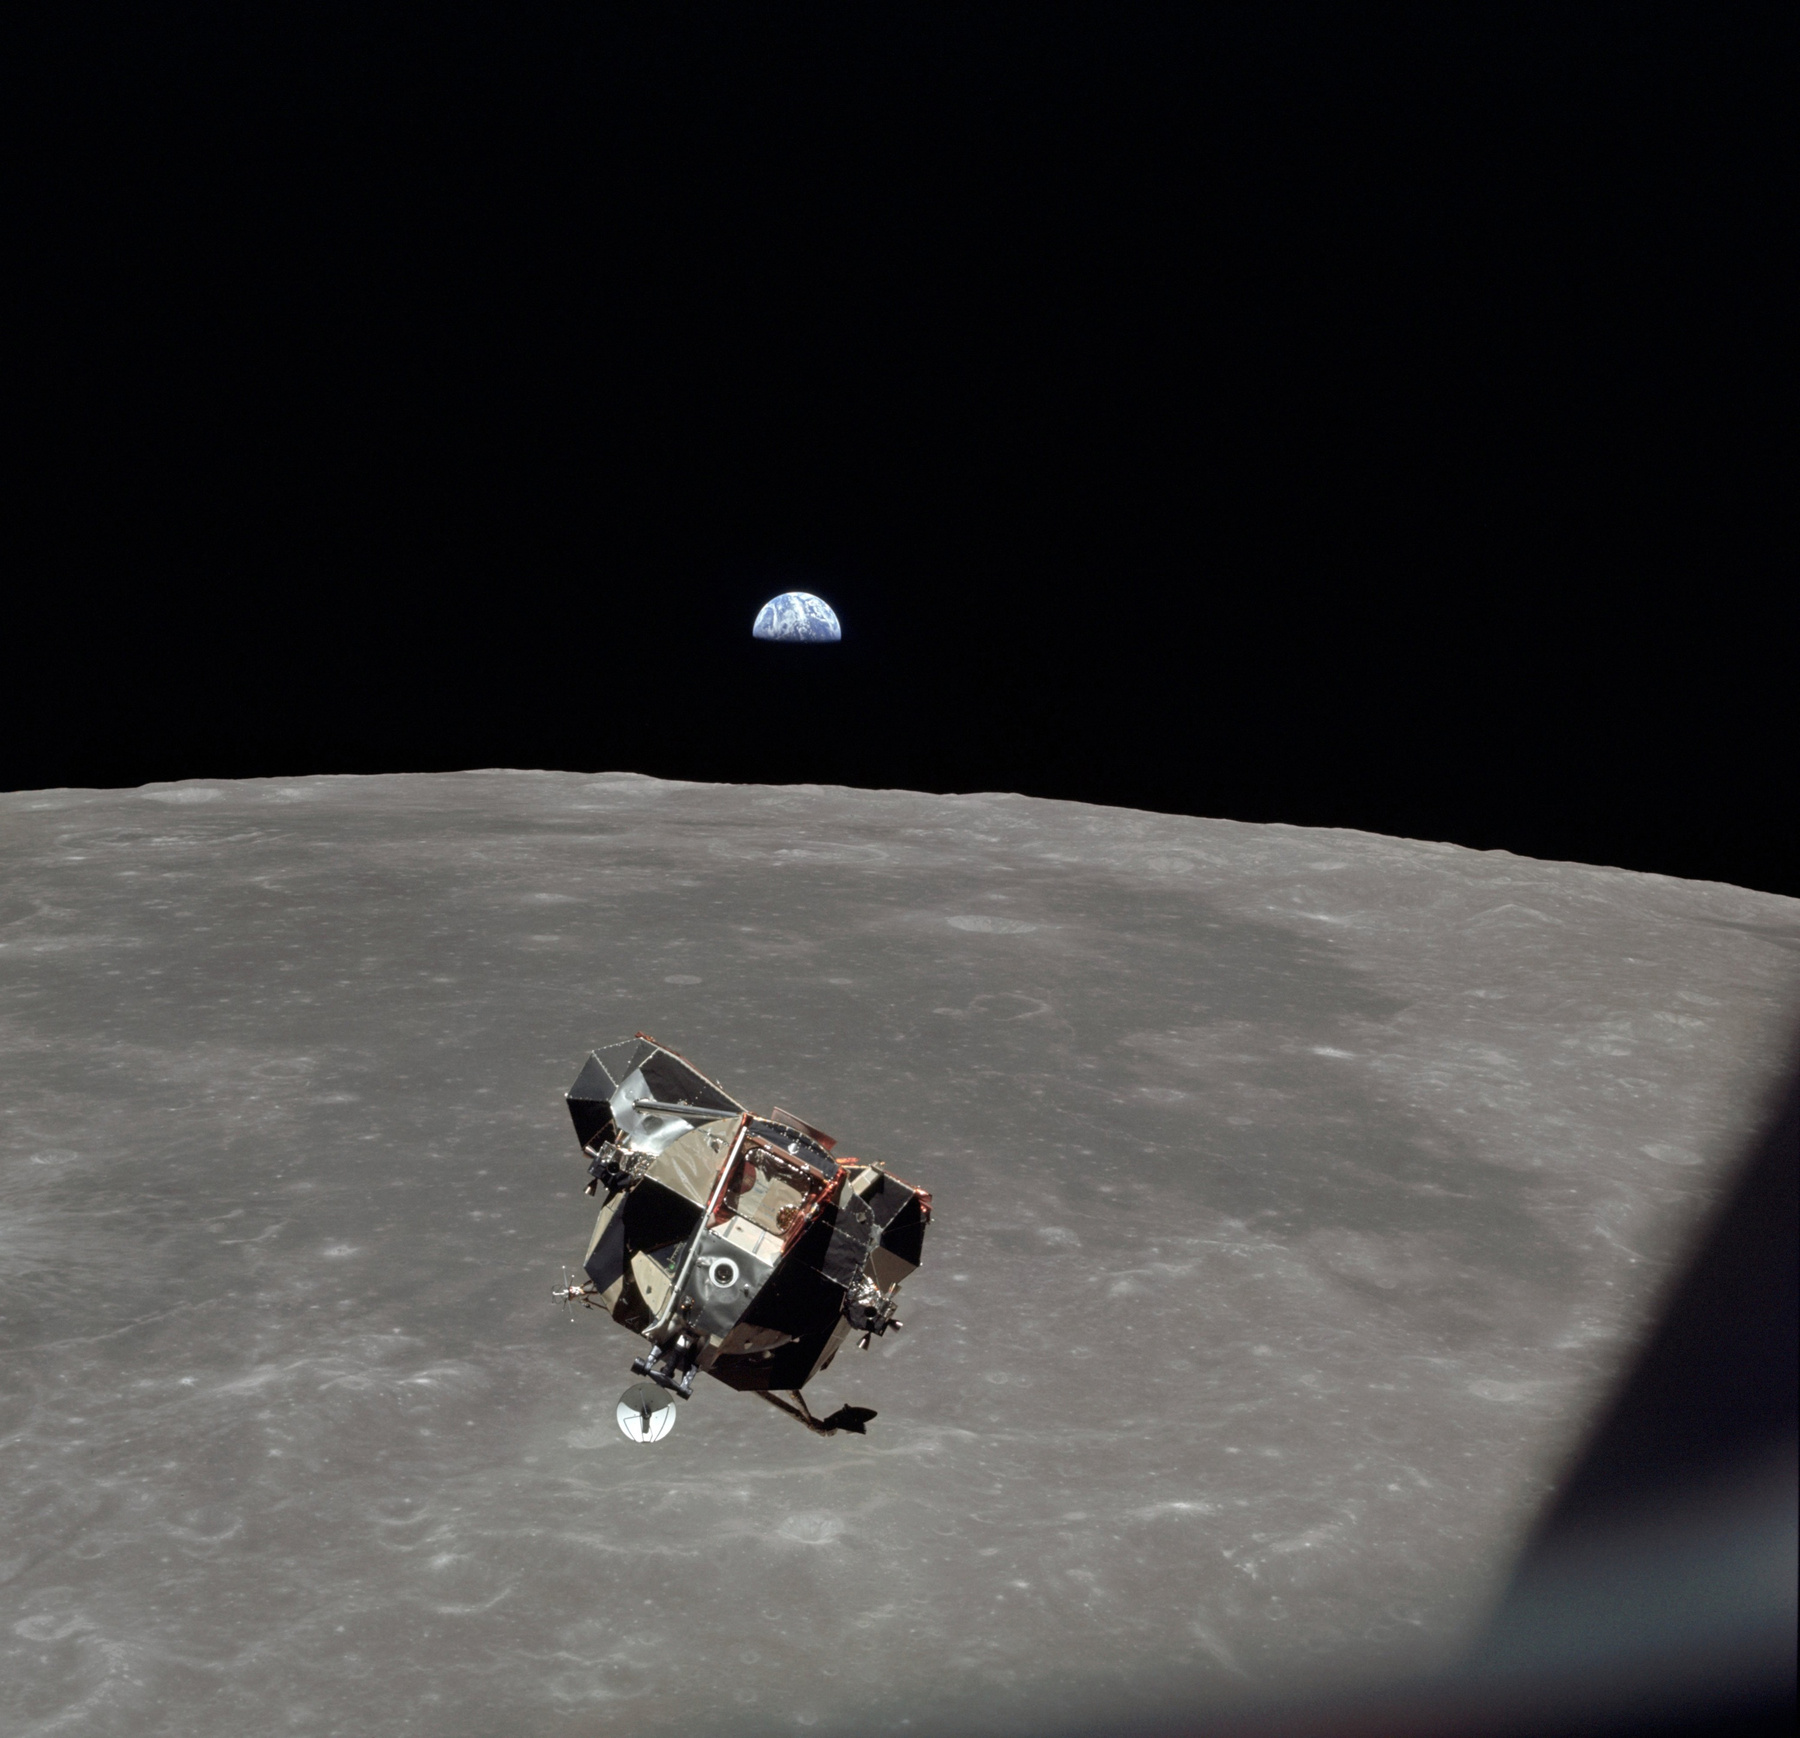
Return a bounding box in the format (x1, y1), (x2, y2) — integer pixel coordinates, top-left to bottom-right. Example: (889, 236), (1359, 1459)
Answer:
(616, 1380), (678, 1443)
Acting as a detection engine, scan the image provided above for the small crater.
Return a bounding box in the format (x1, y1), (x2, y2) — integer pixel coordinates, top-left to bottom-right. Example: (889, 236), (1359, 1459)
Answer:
(142, 786), (223, 804)
(779, 1513), (845, 1546)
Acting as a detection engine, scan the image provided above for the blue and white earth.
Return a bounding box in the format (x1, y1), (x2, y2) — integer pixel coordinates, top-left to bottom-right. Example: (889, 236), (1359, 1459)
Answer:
(752, 590), (841, 642)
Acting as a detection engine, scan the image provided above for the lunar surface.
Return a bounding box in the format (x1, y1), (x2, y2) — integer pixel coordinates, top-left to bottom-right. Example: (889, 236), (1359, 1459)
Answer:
(2, 772), (1796, 1737)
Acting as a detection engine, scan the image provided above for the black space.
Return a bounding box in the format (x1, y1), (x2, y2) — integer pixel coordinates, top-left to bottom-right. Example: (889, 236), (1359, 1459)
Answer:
(11, 5), (1793, 895)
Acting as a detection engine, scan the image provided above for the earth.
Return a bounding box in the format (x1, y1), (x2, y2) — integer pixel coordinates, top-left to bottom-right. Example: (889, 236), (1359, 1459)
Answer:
(752, 591), (842, 641)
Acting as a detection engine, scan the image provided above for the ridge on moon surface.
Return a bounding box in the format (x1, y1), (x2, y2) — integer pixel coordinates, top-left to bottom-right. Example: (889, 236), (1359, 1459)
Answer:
(752, 590), (841, 641)
(1, 769), (1796, 1738)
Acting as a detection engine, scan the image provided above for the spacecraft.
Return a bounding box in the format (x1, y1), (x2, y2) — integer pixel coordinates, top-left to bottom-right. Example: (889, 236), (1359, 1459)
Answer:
(553, 1034), (931, 1441)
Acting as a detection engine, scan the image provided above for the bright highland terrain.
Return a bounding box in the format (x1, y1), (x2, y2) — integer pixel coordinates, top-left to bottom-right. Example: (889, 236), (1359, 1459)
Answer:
(2, 772), (1796, 1736)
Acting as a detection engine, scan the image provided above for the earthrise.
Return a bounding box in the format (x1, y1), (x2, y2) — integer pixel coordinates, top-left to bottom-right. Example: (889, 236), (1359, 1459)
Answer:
(753, 591), (842, 642)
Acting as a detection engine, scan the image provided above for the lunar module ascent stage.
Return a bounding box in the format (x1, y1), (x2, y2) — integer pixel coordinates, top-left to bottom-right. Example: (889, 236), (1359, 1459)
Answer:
(554, 1036), (931, 1441)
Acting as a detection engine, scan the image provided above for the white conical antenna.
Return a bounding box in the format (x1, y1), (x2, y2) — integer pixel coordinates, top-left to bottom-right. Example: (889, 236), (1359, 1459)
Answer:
(616, 1380), (677, 1443)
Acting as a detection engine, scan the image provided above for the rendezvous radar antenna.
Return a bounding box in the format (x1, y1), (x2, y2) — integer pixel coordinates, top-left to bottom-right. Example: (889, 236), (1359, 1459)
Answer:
(615, 1380), (678, 1444)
